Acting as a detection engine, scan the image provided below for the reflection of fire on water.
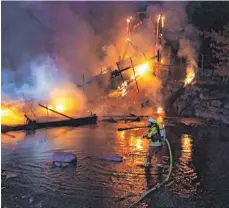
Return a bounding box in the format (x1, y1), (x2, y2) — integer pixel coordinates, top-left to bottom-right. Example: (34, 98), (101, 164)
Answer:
(135, 138), (143, 151)
(181, 134), (192, 162)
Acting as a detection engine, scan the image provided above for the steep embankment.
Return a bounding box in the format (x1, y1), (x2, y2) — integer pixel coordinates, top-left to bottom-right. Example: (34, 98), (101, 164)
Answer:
(167, 80), (229, 124)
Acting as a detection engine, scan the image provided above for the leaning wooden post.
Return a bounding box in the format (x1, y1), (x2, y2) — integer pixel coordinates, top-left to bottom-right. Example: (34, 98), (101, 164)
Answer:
(83, 74), (85, 92)
(130, 57), (140, 93)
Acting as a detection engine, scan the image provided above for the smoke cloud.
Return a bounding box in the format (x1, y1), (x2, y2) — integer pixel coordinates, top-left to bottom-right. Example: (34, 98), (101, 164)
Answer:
(2, 1), (199, 119)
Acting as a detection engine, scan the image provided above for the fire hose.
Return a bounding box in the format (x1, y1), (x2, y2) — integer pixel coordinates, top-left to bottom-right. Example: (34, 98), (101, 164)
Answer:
(128, 138), (173, 208)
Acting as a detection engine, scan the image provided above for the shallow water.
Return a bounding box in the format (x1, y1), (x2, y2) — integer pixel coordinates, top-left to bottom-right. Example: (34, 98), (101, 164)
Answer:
(2, 120), (229, 208)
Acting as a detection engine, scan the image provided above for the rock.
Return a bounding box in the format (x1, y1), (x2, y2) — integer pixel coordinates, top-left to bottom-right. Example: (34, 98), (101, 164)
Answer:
(53, 161), (71, 168)
(61, 163), (69, 168)
(211, 100), (222, 108)
(35, 202), (43, 208)
(6, 172), (18, 179)
(29, 197), (34, 204)
(22, 195), (29, 199)
(52, 151), (76, 163)
(221, 116), (229, 124)
(100, 156), (123, 162)
(224, 103), (229, 109)
(53, 162), (61, 167)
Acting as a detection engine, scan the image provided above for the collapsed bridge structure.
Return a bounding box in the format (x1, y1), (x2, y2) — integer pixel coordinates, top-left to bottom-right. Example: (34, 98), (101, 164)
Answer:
(76, 12), (196, 112)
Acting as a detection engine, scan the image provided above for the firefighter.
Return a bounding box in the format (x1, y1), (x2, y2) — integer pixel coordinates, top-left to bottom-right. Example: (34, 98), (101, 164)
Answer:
(143, 117), (166, 168)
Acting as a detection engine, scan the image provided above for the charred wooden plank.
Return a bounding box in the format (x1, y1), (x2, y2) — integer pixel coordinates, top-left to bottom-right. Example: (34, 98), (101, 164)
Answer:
(117, 126), (147, 131)
(1, 115), (97, 133)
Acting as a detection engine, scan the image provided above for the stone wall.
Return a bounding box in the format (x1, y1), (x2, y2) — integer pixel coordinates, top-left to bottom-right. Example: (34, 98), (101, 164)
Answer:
(171, 83), (229, 124)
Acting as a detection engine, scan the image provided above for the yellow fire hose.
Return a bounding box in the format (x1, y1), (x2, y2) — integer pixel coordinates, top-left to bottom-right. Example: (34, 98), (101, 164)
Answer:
(128, 138), (173, 208)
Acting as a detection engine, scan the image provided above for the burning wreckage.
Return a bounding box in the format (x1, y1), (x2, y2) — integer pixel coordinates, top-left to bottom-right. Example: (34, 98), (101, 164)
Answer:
(1, 12), (197, 133)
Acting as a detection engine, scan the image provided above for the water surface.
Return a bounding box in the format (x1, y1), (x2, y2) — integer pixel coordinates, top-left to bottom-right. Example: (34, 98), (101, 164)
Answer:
(2, 120), (229, 207)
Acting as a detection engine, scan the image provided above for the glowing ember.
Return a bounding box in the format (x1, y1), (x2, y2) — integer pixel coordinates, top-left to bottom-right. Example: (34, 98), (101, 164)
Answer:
(157, 107), (164, 115)
(184, 73), (195, 86)
(121, 88), (127, 97)
(123, 81), (128, 87)
(117, 81), (128, 97)
(101, 67), (108, 74)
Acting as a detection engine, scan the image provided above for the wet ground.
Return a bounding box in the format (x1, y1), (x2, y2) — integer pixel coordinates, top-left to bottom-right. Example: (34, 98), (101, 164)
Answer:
(2, 119), (229, 208)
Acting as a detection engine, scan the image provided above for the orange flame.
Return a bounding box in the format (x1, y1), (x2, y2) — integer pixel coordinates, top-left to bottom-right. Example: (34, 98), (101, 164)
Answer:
(162, 16), (165, 28)
(136, 63), (149, 76)
(56, 104), (64, 112)
(157, 107), (164, 115)
(184, 69), (195, 86)
(1, 109), (10, 117)
(157, 15), (161, 22)
(1, 106), (24, 125)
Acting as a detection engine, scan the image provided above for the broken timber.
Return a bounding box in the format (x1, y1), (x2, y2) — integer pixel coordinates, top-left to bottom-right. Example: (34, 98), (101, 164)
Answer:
(77, 55), (158, 88)
(102, 115), (141, 123)
(117, 126), (147, 131)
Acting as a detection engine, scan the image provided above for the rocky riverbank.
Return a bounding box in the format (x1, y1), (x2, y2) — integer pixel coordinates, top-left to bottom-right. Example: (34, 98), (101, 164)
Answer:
(168, 81), (229, 124)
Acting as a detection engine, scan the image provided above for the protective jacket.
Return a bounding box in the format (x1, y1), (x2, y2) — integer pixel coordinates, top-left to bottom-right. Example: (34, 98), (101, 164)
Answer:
(146, 123), (166, 142)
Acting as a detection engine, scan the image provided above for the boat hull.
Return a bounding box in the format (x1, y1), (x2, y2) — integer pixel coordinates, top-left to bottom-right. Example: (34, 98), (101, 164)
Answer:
(1, 115), (97, 133)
